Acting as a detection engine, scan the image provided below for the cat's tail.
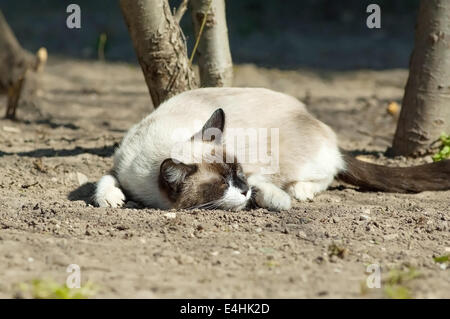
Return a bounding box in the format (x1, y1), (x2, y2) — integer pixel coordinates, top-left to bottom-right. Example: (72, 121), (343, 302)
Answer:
(338, 151), (450, 193)
(94, 174), (125, 207)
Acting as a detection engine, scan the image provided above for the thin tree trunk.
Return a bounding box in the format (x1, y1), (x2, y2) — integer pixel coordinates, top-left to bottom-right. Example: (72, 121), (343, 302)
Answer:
(190, 0), (233, 87)
(0, 10), (46, 119)
(120, 0), (197, 108)
(391, 0), (450, 156)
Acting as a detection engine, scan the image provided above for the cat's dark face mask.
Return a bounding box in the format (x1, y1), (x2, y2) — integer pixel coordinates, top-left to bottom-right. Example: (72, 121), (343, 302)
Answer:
(158, 109), (252, 211)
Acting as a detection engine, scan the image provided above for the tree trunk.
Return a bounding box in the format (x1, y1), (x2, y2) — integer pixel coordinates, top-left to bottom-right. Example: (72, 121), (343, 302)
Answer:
(119, 0), (197, 108)
(190, 0), (233, 87)
(391, 0), (450, 156)
(0, 10), (47, 119)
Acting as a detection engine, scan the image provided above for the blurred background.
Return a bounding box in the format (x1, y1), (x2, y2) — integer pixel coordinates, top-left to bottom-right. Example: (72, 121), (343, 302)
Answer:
(2, 0), (419, 69)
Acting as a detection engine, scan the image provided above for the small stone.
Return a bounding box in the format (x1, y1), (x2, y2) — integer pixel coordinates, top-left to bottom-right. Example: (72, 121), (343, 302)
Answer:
(3, 126), (21, 133)
(210, 251), (219, 256)
(255, 227), (262, 233)
(360, 214), (371, 221)
(232, 250), (240, 255)
(298, 231), (307, 239)
(27, 257), (34, 263)
(76, 172), (88, 186)
(332, 217), (340, 223)
(164, 212), (176, 219)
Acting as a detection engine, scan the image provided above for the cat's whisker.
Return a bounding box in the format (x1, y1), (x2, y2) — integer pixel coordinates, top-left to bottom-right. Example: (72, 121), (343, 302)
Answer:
(186, 200), (220, 210)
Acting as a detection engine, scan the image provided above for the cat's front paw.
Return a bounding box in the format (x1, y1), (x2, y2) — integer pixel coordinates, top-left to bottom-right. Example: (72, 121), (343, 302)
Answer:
(96, 186), (125, 208)
(255, 186), (291, 211)
(95, 174), (126, 208)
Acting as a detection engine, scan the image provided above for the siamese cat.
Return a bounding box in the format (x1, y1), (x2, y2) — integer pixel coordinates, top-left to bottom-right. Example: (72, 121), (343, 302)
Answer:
(95, 87), (450, 211)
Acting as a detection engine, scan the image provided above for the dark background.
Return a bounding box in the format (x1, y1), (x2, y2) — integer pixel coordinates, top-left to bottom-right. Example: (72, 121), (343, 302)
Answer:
(2, 0), (420, 69)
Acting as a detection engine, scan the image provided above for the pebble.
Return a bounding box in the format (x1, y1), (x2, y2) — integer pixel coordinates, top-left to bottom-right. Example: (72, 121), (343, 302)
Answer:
(76, 172), (88, 186)
(3, 126), (21, 133)
(360, 214), (371, 221)
(298, 231), (307, 239)
(164, 212), (176, 219)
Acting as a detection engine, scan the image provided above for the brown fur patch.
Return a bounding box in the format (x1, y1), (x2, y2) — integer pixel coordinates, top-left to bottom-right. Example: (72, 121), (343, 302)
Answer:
(159, 148), (248, 210)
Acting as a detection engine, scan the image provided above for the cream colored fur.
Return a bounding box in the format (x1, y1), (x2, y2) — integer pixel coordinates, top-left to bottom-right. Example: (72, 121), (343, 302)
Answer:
(95, 87), (345, 211)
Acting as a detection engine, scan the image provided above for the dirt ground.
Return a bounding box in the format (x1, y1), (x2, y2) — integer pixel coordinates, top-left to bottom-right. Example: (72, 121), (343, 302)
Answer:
(0, 58), (449, 298)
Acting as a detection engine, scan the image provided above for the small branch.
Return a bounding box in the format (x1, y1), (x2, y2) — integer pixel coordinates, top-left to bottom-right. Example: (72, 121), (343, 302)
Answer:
(174, 0), (189, 23)
(189, 0), (212, 66)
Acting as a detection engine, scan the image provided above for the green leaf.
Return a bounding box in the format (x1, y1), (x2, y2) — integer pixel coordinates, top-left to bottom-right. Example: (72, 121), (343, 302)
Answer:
(432, 133), (450, 162)
(384, 285), (411, 299)
(433, 255), (449, 263)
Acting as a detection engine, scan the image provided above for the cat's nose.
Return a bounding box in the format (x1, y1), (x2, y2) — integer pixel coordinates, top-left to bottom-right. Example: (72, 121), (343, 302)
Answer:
(240, 184), (249, 195)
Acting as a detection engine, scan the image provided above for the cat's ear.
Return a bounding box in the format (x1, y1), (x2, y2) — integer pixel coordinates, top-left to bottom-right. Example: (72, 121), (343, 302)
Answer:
(159, 158), (198, 193)
(191, 108), (225, 143)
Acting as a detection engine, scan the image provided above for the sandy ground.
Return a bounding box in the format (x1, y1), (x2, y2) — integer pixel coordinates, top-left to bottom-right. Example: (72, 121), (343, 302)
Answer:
(0, 59), (449, 298)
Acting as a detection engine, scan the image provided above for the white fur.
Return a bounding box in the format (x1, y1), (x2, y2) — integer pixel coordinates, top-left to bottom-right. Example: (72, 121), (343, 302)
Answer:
(248, 174), (291, 211)
(220, 181), (252, 211)
(95, 175), (125, 208)
(94, 87), (345, 211)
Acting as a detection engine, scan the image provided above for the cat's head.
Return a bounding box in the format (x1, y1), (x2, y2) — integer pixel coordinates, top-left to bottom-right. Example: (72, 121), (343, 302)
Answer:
(158, 109), (252, 211)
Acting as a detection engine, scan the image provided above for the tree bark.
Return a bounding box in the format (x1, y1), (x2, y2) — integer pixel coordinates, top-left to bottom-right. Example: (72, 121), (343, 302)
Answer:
(119, 0), (197, 108)
(0, 10), (47, 119)
(190, 0), (233, 87)
(391, 0), (450, 156)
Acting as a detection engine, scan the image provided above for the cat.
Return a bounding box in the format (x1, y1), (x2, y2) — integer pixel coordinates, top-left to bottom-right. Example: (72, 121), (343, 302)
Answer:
(94, 87), (450, 211)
